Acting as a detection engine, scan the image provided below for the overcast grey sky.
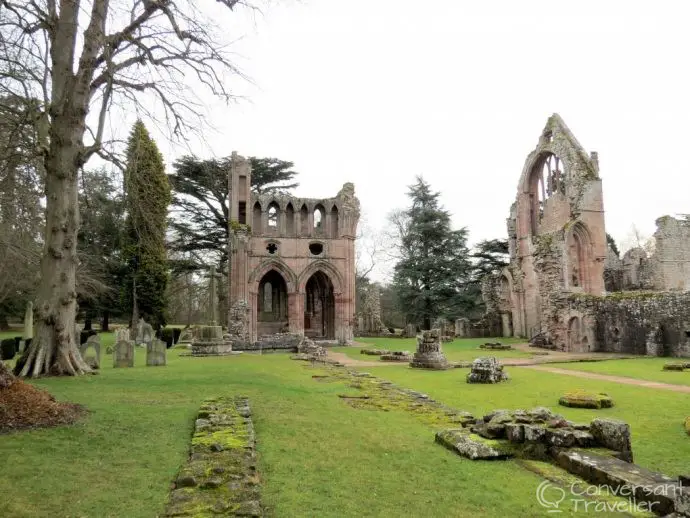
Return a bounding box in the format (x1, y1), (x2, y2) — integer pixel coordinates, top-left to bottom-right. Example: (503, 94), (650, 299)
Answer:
(145, 0), (688, 280)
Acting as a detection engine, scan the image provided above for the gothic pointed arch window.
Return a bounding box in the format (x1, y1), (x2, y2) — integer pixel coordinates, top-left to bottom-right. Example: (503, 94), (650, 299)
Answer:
(529, 153), (565, 234)
(313, 204), (325, 230)
(267, 201), (279, 228)
(567, 223), (592, 292)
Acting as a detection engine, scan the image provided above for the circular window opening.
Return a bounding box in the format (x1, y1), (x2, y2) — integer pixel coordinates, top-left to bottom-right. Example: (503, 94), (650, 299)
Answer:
(266, 243), (278, 254)
(309, 243), (323, 255)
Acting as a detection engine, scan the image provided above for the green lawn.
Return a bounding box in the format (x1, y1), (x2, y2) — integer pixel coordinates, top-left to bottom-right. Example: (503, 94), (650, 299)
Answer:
(338, 336), (531, 362)
(366, 364), (690, 477)
(548, 358), (690, 387)
(0, 334), (686, 517)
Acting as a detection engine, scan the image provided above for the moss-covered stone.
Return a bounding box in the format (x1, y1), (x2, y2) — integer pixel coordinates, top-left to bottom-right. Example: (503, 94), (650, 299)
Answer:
(163, 396), (262, 517)
(558, 390), (613, 409)
(435, 429), (516, 460)
(684, 416), (690, 436)
(309, 364), (475, 429)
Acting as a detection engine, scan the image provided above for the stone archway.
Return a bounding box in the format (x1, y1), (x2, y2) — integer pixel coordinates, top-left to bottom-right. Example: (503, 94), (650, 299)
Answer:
(304, 271), (335, 339)
(257, 270), (289, 337)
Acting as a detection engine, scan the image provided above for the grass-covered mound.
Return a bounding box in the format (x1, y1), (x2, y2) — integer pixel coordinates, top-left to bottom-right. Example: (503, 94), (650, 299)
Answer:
(0, 362), (84, 433)
(558, 390), (613, 409)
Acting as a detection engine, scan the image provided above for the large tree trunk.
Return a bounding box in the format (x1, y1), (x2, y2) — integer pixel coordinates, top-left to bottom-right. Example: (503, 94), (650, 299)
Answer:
(15, 120), (91, 377)
(101, 310), (109, 332)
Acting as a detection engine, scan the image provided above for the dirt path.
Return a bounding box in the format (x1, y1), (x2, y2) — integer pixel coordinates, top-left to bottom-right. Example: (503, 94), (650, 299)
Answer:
(522, 365), (690, 393)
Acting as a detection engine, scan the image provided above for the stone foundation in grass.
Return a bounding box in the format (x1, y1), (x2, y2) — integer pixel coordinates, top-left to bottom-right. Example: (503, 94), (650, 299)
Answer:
(479, 342), (514, 350)
(380, 351), (413, 362)
(558, 390), (613, 409)
(663, 363), (686, 371)
(360, 348), (390, 356)
(308, 364), (476, 428)
(438, 408), (634, 463)
(163, 396), (262, 517)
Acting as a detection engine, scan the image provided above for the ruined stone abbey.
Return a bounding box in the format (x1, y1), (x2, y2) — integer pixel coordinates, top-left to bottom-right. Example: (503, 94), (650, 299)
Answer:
(483, 114), (690, 357)
(226, 153), (359, 346)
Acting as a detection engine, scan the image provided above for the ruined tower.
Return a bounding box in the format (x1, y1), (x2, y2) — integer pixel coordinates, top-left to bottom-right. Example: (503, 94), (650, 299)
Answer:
(491, 114), (607, 350)
(227, 152), (360, 345)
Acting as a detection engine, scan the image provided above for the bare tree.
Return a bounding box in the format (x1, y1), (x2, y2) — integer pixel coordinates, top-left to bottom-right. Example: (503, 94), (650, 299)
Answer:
(355, 215), (384, 283)
(382, 208), (410, 263)
(622, 224), (655, 256)
(1, 0), (252, 377)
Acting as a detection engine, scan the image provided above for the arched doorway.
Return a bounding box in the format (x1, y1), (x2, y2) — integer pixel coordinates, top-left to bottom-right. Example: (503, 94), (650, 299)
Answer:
(257, 270), (288, 336)
(304, 271), (335, 339)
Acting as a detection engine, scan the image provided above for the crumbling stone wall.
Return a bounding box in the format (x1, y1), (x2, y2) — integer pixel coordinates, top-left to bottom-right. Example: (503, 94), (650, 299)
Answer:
(604, 216), (690, 293)
(228, 153), (359, 345)
(355, 285), (389, 336)
(569, 291), (690, 357)
(603, 244), (623, 292)
(652, 216), (690, 291)
(489, 116), (690, 354)
(492, 114), (607, 343)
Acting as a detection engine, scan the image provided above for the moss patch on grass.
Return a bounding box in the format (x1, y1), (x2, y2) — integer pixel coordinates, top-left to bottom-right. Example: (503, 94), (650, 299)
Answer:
(559, 390), (613, 409)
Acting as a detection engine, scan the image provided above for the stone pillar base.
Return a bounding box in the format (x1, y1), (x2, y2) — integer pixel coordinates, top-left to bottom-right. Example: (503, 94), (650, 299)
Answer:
(410, 351), (451, 370)
(191, 341), (235, 357)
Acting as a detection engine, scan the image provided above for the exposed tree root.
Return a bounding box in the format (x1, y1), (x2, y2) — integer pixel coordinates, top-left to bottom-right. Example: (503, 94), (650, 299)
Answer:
(14, 324), (92, 378)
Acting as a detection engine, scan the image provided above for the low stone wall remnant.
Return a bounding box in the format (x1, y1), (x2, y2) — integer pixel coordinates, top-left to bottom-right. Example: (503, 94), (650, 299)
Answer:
(163, 396), (261, 517)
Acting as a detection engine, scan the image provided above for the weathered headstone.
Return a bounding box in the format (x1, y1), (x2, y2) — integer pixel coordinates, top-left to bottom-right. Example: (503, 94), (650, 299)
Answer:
(136, 318), (154, 348)
(23, 301), (33, 341)
(146, 339), (167, 366)
(410, 329), (450, 370)
(466, 357), (509, 383)
(115, 327), (130, 342)
(79, 334), (101, 369)
(113, 339), (135, 368)
(74, 323), (83, 342)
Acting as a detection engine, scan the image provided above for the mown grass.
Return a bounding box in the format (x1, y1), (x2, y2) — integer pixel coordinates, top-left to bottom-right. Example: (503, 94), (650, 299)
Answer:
(338, 336), (530, 362)
(366, 363), (690, 477)
(0, 348), (567, 518)
(0, 332), (684, 517)
(549, 357), (690, 387)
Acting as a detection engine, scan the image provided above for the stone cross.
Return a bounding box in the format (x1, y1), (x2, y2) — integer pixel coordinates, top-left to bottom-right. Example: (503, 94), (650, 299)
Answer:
(208, 265), (221, 326)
